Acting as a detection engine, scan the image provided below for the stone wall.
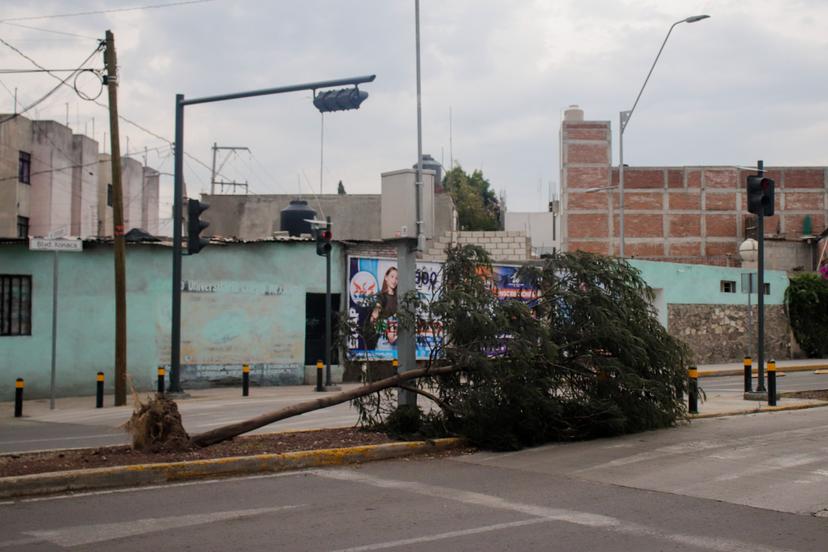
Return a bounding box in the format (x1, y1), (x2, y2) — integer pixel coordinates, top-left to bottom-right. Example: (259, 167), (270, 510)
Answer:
(668, 304), (798, 364)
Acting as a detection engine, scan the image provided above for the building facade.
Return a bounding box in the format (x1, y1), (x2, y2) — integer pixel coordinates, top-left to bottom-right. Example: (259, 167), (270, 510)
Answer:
(560, 107), (828, 266)
(0, 115), (160, 240)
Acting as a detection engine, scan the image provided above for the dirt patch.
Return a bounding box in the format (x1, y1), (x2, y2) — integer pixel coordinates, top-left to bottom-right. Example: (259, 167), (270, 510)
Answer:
(0, 428), (398, 478)
(780, 389), (828, 401)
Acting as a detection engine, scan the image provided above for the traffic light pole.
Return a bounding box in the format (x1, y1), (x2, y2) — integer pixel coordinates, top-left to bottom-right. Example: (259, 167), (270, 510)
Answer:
(169, 76), (375, 393)
(756, 159), (766, 393)
(325, 215), (333, 387)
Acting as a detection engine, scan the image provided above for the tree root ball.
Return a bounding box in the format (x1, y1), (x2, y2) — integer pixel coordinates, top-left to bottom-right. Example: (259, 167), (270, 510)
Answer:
(124, 395), (191, 452)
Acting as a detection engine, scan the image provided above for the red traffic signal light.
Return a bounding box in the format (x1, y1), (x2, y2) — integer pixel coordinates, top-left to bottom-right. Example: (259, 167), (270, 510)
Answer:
(746, 175), (774, 216)
(316, 227), (332, 256)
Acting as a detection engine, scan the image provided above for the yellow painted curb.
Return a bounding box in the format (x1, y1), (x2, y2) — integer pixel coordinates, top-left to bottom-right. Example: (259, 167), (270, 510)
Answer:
(0, 438), (464, 500)
(690, 400), (828, 419)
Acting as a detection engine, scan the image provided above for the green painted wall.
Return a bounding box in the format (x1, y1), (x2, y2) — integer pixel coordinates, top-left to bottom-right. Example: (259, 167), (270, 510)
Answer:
(0, 241), (342, 399)
(630, 259), (787, 305)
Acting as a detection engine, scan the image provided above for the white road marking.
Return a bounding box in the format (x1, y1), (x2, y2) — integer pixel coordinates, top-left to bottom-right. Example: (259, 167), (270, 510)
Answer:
(330, 518), (551, 551)
(314, 469), (799, 552)
(0, 470), (307, 506)
(715, 453), (824, 482)
(577, 425), (828, 472)
(25, 504), (302, 547)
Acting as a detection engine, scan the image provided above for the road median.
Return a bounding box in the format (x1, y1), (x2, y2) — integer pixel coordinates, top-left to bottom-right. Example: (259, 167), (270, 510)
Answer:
(0, 438), (464, 500)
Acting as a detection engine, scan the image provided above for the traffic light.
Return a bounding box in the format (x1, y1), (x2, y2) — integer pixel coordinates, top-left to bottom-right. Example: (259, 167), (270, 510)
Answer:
(313, 87), (368, 113)
(746, 175), (775, 216)
(187, 198), (210, 254)
(315, 227), (332, 257)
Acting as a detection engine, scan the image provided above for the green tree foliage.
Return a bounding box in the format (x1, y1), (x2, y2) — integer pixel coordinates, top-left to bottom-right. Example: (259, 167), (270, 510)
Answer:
(352, 245), (692, 451)
(337, 180), (346, 195)
(785, 273), (828, 357)
(442, 165), (501, 231)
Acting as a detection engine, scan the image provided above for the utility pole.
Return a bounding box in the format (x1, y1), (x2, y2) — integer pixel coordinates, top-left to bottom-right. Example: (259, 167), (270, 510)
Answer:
(210, 143), (250, 194)
(104, 30), (127, 406)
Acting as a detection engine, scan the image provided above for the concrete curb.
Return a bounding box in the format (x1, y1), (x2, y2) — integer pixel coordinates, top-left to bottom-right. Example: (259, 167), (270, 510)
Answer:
(691, 400), (828, 419)
(698, 364), (828, 378)
(0, 437), (464, 500)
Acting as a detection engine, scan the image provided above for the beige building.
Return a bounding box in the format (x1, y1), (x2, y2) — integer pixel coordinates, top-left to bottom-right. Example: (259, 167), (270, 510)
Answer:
(0, 115), (161, 239)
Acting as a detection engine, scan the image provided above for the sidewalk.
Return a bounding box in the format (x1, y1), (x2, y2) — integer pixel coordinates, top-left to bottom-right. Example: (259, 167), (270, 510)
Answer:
(697, 358), (828, 377)
(2, 359), (828, 452)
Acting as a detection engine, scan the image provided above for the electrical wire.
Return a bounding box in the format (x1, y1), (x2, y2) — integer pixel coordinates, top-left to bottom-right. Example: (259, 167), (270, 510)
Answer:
(0, 35), (227, 185)
(0, 0), (215, 23)
(0, 21), (100, 41)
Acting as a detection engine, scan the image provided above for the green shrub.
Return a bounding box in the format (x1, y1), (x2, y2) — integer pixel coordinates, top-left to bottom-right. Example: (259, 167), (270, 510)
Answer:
(785, 273), (828, 357)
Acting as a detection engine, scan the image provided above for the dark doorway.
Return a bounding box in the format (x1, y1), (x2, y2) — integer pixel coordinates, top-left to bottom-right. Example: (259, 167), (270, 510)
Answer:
(304, 293), (341, 366)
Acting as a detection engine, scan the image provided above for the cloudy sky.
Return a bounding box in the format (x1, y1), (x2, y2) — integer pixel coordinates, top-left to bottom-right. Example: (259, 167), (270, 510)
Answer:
(1, 0), (825, 227)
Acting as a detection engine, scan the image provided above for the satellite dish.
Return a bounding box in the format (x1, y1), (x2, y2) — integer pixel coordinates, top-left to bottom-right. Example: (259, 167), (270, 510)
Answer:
(303, 218), (331, 227)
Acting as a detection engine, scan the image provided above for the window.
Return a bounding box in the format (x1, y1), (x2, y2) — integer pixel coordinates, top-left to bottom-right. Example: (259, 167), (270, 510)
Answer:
(18, 151), (31, 184)
(764, 283), (770, 295)
(720, 280), (736, 293)
(1, 275), (32, 336)
(16, 216), (28, 238)
(107, 183), (113, 207)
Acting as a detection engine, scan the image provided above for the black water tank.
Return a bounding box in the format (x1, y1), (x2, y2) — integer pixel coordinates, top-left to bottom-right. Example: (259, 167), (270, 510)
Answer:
(280, 200), (317, 237)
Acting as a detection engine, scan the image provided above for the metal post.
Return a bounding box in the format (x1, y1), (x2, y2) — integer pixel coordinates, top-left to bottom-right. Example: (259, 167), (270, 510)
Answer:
(14, 378), (24, 417)
(157, 367), (165, 394)
(169, 94), (185, 394)
(50, 251), (58, 410)
(618, 112), (625, 257)
(316, 360), (324, 392)
(414, 0), (425, 252)
(688, 367), (698, 414)
(96, 372), (104, 408)
(767, 359), (777, 406)
(242, 363), (250, 397)
(396, 241), (417, 408)
(325, 215), (333, 387)
(743, 356), (752, 393)
(756, 160), (766, 393)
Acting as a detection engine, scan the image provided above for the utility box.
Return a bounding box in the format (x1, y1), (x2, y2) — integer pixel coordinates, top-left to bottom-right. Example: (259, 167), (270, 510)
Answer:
(380, 169), (435, 240)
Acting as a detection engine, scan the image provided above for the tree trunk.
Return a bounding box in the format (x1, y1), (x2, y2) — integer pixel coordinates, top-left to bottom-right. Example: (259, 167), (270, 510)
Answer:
(189, 365), (455, 448)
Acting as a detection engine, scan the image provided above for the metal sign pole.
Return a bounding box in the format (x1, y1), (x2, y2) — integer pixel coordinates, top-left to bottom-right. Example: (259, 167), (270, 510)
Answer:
(50, 251), (58, 410)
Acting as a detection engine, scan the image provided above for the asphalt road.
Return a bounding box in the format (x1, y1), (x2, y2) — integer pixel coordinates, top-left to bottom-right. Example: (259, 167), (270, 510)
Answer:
(2, 409), (827, 551)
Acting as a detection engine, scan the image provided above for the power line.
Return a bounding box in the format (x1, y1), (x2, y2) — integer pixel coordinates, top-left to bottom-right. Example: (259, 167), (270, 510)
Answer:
(0, 35), (225, 183)
(0, 0), (215, 23)
(0, 21), (99, 40)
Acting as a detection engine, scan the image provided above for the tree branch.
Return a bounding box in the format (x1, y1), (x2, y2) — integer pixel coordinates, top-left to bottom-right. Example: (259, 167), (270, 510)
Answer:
(190, 365), (457, 448)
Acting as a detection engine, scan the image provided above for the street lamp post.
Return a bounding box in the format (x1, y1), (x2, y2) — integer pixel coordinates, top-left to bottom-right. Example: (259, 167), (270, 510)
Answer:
(618, 15), (709, 257)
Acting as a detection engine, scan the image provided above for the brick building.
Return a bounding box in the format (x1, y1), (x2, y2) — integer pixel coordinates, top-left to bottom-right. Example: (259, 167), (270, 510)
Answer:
(560, 106), (827, 265)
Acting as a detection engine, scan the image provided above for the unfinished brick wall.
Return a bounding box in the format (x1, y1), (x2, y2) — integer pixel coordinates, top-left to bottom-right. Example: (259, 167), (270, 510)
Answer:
(561, 115), (828, 265)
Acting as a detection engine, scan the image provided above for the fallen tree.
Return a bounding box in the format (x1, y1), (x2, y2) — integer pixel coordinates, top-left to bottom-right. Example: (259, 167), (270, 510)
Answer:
(127, 245), (692, 452)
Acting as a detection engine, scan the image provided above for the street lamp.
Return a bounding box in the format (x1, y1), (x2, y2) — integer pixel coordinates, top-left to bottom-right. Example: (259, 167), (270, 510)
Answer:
(618, 14), (710, 257)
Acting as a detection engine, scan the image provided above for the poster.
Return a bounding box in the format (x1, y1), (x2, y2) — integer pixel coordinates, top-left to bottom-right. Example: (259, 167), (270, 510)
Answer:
(347, 257), (540, 361)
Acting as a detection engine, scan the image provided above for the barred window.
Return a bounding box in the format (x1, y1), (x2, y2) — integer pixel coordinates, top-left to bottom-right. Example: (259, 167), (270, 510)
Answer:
(17, 216), (29, 238)
(1, 275), (32, 336)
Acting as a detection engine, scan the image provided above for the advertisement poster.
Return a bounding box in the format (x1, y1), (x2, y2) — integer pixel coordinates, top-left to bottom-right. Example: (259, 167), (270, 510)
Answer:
(347, 256), (540, 361)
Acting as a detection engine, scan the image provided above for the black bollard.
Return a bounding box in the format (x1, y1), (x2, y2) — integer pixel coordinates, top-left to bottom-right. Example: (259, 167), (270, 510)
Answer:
(242, 363), (250, 397)
(768, 359), (777, 406)
(315, 360), (324, 392)
(96, 372), (104, 408)
(157, 366), (166, 394)
(688, 367), (699, 414)
(14, 378), (24, 417)
(743, 356), (752, 393)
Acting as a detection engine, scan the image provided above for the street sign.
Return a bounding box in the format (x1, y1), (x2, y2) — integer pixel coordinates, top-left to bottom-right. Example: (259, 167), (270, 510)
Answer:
(29, 238), (82, 252)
